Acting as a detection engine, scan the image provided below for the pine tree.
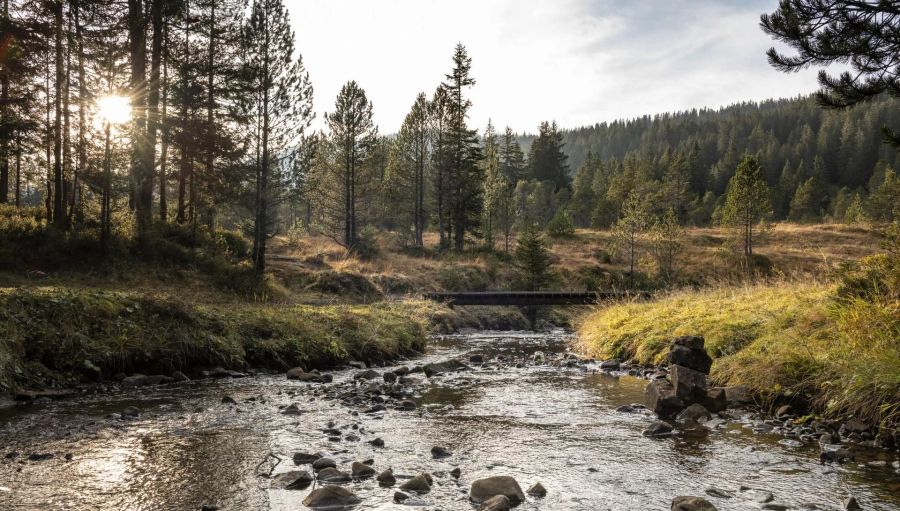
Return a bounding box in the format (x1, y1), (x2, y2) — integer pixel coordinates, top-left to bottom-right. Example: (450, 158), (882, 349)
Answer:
(242, 0), (313, 272)
(384, 94), (428, 246)
(315, 81), (377, 250)
(480, 120), (504, 250)
(720, 154), (771, 259)
(527, 120), (570, 191)
(611, 191), (650, 287)
(500, 126), (526, 184)
(514, 221), (552, 291)
(439, 43), (482, 251)
(762, 1), (900, 147)
(649, 208), (685, 282)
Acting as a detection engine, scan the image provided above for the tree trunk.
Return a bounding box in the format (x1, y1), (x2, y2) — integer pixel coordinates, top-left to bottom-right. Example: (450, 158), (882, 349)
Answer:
(72, 0), (86, 223)
(159, 19), (169, 221)
(52, 0), (65, 228)
(205, 0), (216, 230)
(146, 0), (163, 225)
(130, 0), (152, 245)
(0, 0), (9, 203)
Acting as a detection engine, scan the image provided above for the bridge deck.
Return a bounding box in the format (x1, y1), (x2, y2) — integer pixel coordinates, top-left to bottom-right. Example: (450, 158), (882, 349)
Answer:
(423, 291), (646, 306)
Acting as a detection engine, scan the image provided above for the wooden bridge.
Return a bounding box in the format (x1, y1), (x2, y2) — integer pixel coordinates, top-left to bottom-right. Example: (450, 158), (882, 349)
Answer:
(423, 291), (647, 306)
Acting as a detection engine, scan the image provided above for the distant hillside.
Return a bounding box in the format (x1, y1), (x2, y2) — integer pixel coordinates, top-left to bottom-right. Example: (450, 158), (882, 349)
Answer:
(521, 94), (900, 190)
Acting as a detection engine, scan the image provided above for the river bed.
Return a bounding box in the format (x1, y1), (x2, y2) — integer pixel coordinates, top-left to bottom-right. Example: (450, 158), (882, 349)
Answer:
(0, 330), (898, 510)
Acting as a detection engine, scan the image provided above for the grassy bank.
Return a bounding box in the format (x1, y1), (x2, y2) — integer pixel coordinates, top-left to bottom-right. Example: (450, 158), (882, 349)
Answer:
(577, 281), (900, 429)
(0, 288), (435, 391)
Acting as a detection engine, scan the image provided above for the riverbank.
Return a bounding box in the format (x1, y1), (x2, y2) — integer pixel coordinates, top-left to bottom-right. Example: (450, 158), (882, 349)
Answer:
(576, 280), (900, 433)
(0, 287), (437, 392)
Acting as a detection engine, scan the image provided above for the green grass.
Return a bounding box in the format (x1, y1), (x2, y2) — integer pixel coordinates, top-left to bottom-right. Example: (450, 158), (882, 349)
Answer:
(576, 281), (900, 429)
(0, 287), (434, 391)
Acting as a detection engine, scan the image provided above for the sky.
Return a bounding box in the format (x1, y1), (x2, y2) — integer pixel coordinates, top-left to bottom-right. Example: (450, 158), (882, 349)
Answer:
(288, 0), (822, 134)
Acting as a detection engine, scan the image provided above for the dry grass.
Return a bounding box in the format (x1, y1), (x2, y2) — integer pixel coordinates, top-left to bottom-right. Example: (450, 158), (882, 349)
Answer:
(576, 279), (900, 428)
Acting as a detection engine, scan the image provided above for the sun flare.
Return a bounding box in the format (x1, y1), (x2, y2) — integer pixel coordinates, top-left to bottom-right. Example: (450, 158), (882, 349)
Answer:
(96, 95), (132, 125)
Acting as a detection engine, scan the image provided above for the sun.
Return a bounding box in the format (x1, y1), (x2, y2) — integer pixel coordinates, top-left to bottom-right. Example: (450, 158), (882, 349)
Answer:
(96, 95), (132, 125)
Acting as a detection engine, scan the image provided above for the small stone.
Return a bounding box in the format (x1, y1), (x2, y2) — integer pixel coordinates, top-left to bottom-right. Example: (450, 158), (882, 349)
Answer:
(399, 473), (431, 493)
(383, 372), (397, 383)
(351, 461), (376, 479)
(316, 467), (351, 483)
(397, 400), (417, 411)
(844, 496), (861, 510)
(302, 486), (361, 508)
(281, 403), (302, 415)
(393, 491), (409, 502)
(527, 482), (547, 497)
(368, 437), (385, 447)
(450, 467), (461, 479)
(221, 396), (237, 405)
(311, 458), (336, 471)
(431, 445), (451, 458)
(470, 476), (526, 505)
(643, 421), (674, 437)
(671, 496), (718, 511)
(704, 488), (733, 499)
(479, 495), (511, 511)
(376, 468), (396, 486)
(353, 369), (380, 380)
(600, 359), (621, 370)
(292, 452), (320, 465)
(121, 406), (141, 419)
(271, 470), (312, 490)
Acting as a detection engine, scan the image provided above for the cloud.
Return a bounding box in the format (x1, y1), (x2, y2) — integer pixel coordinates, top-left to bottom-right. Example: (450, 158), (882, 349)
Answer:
(287, 0), (821, 133)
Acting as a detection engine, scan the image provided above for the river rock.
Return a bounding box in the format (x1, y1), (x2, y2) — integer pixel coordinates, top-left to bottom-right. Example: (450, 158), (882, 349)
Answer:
(399, 473), (431, 493)
(282, 403), (302, 415)
(293, 452), (321, 465)
(643, 420), (674, 437)
(122, 374), (149, 387)
(724, 385), (753, 407)
(423, 360), (467, 377)
(121, 406), (141, 419)
(354, 369), (380, 380)
(470, 476), (526, 504)
(677, 403), (711, 423)
(271, 470), (313, 490)
(740, 488), (774, 503)
(431, 445), (451, 458)
(397, 400), (417, 411)
(844, 496), (861, 510)
(393, 491), (409, 502)
(393, 366), (410, 376)
(701, 387), (728, 413)
(302, 486), (361, 508)
(221, 396), (237, 405)
(670, 364), (708, 403)
(646, 379), (685, 419)
(351, 461), (375, 479)
(479, 495), (511, 511)
(671, 496), (718, 511)
(144, 374), (174, 385)
(311, 458), (337, 471)
(316, 467), (351, 483)
(600, 359), (621, 370)
(527, 482), (547, 497)
(668, 336), (713, 374)
(775, 405), (793, 418)
(450, 467), (461, 479)
(470, 354), (484, 364)
(348, 360), (366, 369)
(376, 468), (396, 486)
(383, 372), (397, 383)
(368, 437), (385, 447)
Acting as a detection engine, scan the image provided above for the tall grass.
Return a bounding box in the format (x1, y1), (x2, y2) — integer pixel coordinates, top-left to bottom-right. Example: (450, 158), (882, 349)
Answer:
(577, 277), (900, 428)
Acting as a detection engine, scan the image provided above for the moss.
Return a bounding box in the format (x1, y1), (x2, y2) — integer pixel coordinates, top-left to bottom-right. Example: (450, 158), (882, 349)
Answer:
(576, 281), (900, 428)
(0, 288), (432, 391)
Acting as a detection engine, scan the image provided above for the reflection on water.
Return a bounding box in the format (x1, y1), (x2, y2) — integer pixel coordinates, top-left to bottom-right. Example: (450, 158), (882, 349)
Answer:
(0, 330), (897, 510)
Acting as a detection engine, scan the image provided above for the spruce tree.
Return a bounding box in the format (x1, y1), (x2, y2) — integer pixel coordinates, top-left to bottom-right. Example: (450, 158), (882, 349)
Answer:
(527, 120), (570, 191)
(720, 154), (771, 259)
(440, 43), (482, 251)
(514, 221), (553, 291)
(242, 0), (314, 272)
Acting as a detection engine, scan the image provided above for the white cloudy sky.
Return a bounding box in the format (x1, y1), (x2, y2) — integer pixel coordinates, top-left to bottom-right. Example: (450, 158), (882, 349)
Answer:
(288, 0), (821, 133)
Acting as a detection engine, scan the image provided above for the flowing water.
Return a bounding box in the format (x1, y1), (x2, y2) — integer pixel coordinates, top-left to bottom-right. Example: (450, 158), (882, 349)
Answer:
(0, 330), (898, 510)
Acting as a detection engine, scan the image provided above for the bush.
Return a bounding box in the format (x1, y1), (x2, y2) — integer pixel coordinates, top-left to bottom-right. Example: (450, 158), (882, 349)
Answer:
(545, 209), (575, 237)
(215, 230), (250, 260)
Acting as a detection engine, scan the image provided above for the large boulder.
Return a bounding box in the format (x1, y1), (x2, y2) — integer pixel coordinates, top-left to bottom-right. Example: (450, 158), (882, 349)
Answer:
(316, 467), (351, 483)
(670, 365), (708, 403)
(302, 486), (361, 508)
(646, 379), (685, 419)
(671, 496), (718, 511)
(287, 369), (324, 383)
(470, 476), (526, 505)
(351, 461), (375, 479)
(668, 336), (713, 374)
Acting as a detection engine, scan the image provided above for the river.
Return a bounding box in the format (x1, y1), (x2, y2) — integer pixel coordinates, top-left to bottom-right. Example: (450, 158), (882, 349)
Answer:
(0, 330), (897, 510)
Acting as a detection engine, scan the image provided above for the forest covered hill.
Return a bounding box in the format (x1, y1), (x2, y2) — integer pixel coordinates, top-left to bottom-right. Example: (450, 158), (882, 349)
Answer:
(515, 94), (900, 228)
